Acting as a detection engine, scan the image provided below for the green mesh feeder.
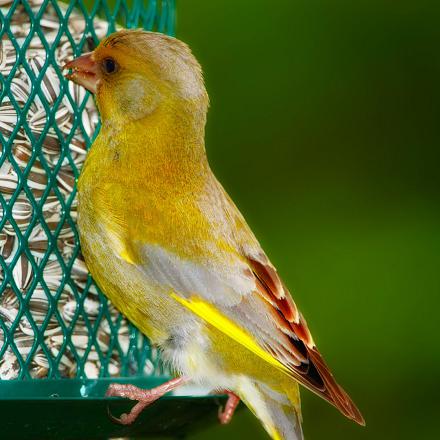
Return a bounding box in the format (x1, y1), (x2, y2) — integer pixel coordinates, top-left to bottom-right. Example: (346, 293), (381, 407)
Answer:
(0, 1), (224, 438)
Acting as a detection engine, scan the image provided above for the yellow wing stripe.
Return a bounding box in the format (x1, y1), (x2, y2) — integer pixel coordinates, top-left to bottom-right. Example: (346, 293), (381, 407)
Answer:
(270, 427), (283, 440)
(120, 249), (136, 264)
(170, 293), (292, 376)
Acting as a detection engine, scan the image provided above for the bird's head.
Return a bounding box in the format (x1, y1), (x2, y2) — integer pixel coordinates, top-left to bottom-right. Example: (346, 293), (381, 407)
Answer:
(63, 30), (208, 125)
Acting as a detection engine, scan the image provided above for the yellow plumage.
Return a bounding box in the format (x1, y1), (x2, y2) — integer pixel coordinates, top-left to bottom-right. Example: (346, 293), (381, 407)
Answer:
(65, 29), (364, 439)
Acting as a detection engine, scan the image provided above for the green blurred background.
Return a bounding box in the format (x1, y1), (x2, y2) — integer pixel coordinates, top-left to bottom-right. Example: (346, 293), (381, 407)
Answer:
(175, 1), (440, 439)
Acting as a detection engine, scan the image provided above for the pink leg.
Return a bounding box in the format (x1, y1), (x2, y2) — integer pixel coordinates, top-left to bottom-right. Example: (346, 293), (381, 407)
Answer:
(106, 376), (189, 425)
(218, 391), (240, 424)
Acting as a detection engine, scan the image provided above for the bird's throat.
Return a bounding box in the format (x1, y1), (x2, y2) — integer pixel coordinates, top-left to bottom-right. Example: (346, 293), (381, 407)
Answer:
(93, 105), (209, 183)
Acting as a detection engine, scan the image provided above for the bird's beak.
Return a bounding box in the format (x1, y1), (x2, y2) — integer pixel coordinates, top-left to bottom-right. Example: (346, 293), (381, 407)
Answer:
(63, 52), (100, 94)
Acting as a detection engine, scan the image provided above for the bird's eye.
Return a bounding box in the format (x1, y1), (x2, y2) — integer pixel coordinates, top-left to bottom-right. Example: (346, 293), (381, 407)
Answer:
(102, 57), (118, 74)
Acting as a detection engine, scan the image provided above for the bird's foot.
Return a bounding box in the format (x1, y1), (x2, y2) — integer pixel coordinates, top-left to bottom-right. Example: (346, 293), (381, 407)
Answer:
(106, 376), (188, 425)
(218, 391), (240, 425)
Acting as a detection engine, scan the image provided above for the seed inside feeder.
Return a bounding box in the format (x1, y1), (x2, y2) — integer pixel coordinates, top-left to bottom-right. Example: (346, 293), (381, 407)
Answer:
(0, 0), (163, 380)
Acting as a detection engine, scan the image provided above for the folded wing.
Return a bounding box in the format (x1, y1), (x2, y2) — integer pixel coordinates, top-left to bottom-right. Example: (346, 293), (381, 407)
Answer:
(138, 238), (364, 426)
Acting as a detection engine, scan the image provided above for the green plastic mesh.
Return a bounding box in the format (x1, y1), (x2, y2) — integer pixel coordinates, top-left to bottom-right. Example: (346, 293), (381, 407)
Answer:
(0, 0), (175, 381)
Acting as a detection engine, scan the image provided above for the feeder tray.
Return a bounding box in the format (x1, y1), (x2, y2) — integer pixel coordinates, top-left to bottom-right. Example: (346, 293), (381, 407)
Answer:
(0, 1), (226, 438)
(0, 378), (226, 439)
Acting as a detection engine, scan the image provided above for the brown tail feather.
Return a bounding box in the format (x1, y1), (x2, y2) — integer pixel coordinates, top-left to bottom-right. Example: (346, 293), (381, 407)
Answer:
(307, 349), (365, 426)
(245, 253), (365, 426)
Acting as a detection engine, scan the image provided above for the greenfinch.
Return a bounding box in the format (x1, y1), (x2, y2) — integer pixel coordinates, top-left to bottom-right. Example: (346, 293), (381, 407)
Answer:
(64, 29), (364, 440)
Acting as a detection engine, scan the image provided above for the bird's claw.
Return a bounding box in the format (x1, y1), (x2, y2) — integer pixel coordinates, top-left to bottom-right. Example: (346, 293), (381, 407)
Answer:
(105, 377), (188, 425)
(106, 405), (127, 425)
(217, 390), (240, 425)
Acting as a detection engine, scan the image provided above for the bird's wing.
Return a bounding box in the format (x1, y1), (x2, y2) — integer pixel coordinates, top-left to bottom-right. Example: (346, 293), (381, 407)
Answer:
(129, 177), (364, 425)
(138, 240), (363, 425)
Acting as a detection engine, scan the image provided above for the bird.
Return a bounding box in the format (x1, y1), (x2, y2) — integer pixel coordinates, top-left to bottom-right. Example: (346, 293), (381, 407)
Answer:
(63, 29), (364, 440)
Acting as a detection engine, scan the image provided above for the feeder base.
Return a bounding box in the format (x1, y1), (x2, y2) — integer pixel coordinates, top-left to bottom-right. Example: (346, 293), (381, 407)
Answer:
(0, 377), (230, 440)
